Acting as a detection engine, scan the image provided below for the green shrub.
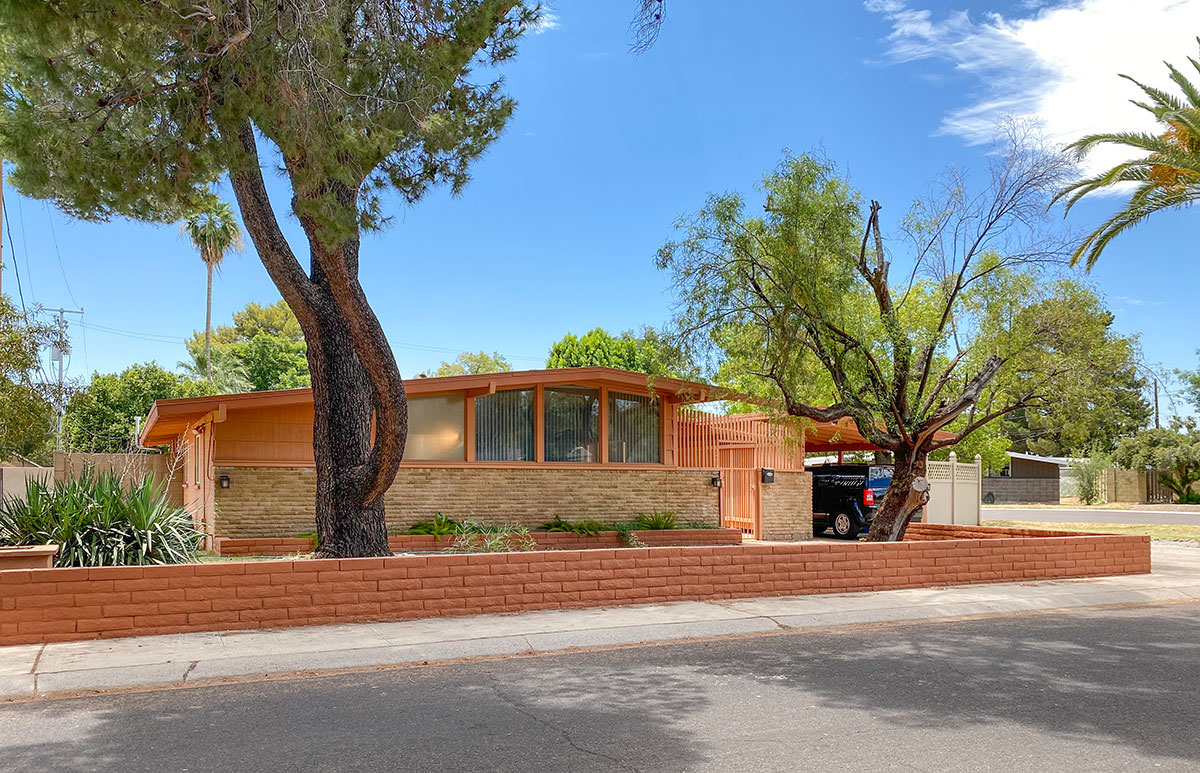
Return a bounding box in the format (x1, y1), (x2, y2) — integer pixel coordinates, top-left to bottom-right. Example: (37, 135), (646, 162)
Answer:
(539, 517), (605, 536)
(633, 510), (677, 530)
(402, 513), (460, 537)
(0, 470), (202, 567)
(1177, 491), (1200, 505)
(1072, 454), (1108, 505)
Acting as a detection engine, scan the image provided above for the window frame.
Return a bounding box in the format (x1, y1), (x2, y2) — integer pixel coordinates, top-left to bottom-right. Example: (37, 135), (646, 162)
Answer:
(395, 380), (668, 469)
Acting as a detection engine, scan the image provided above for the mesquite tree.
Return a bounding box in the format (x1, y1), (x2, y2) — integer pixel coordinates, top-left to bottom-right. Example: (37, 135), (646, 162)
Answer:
(0, 1), (538, 557)
(658, 129), (1120, 540)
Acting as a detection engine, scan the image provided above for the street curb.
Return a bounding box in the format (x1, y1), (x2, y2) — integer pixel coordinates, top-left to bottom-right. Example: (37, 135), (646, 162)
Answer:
(6, 592), (1200, 703)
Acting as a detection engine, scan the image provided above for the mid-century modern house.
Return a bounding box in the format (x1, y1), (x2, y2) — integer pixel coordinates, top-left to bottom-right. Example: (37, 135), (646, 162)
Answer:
(138, 367), (884, 544)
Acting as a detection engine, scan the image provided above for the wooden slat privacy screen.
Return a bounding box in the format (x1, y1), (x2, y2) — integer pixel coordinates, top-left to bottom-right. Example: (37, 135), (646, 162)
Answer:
(676, 410), (806, 471)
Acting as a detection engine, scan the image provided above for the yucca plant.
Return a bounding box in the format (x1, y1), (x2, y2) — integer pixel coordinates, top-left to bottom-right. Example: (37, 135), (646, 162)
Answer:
(0, 468), (202, 567)
(633, 510), (677, 530)
(1055, 39), (1200, 268)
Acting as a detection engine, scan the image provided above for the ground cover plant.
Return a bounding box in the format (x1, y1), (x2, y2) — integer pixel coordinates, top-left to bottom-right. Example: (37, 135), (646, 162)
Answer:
(539, 517), (607, 536)
(442, 520), (537, 553)
(0, 470), (202, 567)
(385, 513), (720, 552)
(399, 513), (461, 538)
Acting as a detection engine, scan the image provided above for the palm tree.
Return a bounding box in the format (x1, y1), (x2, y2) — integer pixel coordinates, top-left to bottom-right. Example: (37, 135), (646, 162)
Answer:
(1055, 40), (1200, 269)
(182, 202), (243, 382)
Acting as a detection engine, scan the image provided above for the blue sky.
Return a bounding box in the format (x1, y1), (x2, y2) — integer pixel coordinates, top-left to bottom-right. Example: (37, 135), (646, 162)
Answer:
(2, 0), (1198, 415)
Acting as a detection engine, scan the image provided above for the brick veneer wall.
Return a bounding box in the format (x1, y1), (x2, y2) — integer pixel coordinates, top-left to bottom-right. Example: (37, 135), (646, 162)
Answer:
(0, 529), (1150, 645)
(759, 470), (813, 541)
(214, 466), (721, 538)
(214, 529), (744, 557)
(981, 476), (1060, 504)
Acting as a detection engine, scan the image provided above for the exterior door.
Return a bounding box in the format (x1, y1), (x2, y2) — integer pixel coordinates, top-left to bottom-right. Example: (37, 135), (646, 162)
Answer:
(719, 446), (760, 538)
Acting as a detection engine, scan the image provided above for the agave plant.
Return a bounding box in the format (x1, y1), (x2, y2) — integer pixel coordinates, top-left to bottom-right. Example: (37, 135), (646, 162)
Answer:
(1055, 40), (1200, 268)
(0, 468), (202, 567)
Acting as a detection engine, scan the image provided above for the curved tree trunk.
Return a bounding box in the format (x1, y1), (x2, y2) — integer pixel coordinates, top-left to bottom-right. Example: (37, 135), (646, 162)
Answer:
(301, 253), (404, 559)
(864, 446), (929, 542)
(227, 121), (406, 559)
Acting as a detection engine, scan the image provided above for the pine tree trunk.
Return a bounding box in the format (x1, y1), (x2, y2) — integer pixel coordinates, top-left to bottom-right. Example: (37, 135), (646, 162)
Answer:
(864, 446), (929, 542)
(306, 300), (393, 558)
(205, 262), (213, 382)
(228, 122), (407, 559)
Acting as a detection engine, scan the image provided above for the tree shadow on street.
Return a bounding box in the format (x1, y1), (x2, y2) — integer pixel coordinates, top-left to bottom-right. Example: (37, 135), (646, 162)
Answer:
(690, 603), (1200, 763)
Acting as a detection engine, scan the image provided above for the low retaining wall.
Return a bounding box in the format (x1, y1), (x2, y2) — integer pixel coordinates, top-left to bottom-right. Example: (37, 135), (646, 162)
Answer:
(214, 529), (744, 557)
(905, 524), (1087, 540)
(0, 546), (59, 570)
(0, 527), (1149, 645)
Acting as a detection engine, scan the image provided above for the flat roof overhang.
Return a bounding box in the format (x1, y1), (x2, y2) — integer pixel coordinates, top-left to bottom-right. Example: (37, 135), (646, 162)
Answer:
(138, 367), (741, 447)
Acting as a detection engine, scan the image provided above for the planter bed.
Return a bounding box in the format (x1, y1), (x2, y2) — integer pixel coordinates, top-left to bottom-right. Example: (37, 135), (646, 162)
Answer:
(214, 528), (743, 557)
(0, 525), (1149, 646)
(904, 524), (1090, 540)
(0, 545), (58, 570)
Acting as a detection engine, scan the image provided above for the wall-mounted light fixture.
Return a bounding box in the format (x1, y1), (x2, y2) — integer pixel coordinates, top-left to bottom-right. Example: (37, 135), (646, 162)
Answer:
(711, 476), (722, 488)
(761, 468), (775, 484)
(219, 475), (231, 489)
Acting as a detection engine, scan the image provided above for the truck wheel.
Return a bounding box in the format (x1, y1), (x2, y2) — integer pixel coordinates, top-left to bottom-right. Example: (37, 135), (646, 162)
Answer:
(832, 512), (857, 539)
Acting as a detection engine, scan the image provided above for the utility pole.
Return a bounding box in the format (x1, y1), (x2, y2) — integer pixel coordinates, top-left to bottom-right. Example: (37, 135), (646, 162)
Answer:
(45, 306), (84, 450)
(1, 157), (5, 297)
(1154, 378), (1160, 430)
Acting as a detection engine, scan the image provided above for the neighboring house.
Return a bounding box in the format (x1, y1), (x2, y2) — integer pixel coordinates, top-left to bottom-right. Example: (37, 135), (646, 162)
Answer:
(139, 367), (895, 545)
(981, 451), (1069, 504)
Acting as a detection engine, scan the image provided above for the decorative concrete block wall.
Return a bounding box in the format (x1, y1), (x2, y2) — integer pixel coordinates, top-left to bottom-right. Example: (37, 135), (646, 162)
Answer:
(0, 528), (1152, 645)
(980, 476), (1060, 505)
(213, 466), (721, 538)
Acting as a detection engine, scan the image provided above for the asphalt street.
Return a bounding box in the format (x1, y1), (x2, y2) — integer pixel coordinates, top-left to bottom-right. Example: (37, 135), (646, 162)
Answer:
(985, 507), (1200, 525)
(3, 602), (1199, 772)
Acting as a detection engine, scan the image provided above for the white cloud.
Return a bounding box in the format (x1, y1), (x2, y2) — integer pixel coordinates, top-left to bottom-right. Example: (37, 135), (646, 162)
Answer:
(531, 11), (560, 34)
(865, 0), (1200, 176)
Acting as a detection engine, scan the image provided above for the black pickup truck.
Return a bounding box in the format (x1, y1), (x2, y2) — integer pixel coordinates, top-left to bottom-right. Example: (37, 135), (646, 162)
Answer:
(808, 464), (894, 539)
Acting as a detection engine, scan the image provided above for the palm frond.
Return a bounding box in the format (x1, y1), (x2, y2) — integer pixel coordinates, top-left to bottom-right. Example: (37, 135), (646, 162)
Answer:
(1167, 62), (1200, 109)
(1071, 185), (1199, 269)
(1121, 73), (1188, 113)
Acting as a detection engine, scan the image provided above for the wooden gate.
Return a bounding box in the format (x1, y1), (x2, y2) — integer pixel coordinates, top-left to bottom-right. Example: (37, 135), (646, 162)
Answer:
(1145, 470), (1173, 504)
(719, 447), (760, 537)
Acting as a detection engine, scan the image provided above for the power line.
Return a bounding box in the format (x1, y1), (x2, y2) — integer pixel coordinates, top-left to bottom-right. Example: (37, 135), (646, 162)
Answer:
(80, 318), (544, 363)
(14, 194), (34, 303)
(79, 321), (184, 344)
(390, 339), (544, 363)
(44, 202), (79, 307)
(1, 196), (26, 314)
(79, 312), (89, 375)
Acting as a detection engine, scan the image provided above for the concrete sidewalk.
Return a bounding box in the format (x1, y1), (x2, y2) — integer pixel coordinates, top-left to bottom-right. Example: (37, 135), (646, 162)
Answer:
(3, 542), (1198, 702)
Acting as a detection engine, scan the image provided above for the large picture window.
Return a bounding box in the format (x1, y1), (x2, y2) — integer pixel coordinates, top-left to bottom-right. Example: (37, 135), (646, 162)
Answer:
(475, 389), (535, 461)
(608, 391), (661, 463)
(545, 385), (600, 462)
(406, 394), (465, 461)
